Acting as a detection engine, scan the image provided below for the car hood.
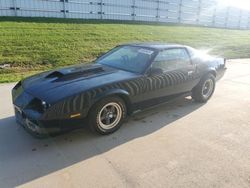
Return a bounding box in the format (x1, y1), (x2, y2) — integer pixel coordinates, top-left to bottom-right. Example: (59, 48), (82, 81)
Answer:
(22, 63), (139, 104)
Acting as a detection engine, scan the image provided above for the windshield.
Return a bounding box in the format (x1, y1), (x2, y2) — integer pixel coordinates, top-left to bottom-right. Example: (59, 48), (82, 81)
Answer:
(96, 46), (155, 73)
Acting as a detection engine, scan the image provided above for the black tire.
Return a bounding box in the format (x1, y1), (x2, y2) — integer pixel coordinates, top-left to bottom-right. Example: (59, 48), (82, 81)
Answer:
(192, 73), (216, 103)
(88, 96), (127, 135)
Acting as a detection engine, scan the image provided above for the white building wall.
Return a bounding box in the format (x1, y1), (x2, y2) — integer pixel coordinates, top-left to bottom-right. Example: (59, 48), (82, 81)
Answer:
(0, 0), (249, 29)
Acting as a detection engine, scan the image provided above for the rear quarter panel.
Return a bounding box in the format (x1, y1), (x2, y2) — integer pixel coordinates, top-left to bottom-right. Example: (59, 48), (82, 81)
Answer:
(194, 56), (226, 81)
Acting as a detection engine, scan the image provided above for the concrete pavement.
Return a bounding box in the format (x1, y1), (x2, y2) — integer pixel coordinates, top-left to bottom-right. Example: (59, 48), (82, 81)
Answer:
(0, 59), (250, 188)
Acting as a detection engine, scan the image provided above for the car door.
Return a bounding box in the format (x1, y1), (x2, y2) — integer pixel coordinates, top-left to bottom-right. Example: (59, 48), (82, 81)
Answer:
(142, 47), (199, 102)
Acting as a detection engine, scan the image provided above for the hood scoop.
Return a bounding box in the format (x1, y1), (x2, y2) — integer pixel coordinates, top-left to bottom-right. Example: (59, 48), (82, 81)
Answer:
(46, 66), (105, 82)
(46, 71), (64, 78)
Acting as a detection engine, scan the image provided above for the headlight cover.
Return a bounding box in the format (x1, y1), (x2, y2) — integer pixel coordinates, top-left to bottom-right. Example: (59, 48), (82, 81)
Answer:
(28, 98), (50, 113)
(41, 101), (51, 112)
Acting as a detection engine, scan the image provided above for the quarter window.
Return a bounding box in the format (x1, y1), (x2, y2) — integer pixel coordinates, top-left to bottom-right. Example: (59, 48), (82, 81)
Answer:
(152, 48), (191, 71)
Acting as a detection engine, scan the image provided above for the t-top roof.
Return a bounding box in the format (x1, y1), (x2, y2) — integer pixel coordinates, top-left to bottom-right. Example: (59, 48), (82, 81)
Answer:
(124, 42), (186, 50)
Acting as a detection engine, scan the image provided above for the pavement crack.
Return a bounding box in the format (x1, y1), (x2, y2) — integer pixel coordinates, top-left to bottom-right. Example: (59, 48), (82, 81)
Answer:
(93, 144), (139, 187)
(224, 79), (250, 86)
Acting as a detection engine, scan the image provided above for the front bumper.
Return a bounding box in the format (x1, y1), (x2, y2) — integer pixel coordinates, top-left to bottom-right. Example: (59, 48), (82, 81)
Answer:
(14, 105), (84, 138)
(14, 106), (61, 137)
(12, 82), (86, 138)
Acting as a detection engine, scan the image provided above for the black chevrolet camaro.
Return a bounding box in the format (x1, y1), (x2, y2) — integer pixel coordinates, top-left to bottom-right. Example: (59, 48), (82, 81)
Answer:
(12, 43), (226, 137)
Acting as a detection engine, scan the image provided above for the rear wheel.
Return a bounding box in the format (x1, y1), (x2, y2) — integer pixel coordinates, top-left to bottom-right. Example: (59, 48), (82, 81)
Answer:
(192, 73), (216, 103)
(88, 96), (127, 135)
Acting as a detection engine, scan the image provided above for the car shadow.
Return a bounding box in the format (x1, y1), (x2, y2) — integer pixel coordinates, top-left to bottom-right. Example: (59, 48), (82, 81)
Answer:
(0, 97), (204, 187)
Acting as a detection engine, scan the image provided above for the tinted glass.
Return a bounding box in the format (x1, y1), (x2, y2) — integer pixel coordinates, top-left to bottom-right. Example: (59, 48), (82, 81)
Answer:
(96, 46), (155, 73)
(152, 48), (191, 71)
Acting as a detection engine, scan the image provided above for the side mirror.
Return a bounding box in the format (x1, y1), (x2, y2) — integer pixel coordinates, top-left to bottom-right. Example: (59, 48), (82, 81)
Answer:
(148, 67), (163, 76)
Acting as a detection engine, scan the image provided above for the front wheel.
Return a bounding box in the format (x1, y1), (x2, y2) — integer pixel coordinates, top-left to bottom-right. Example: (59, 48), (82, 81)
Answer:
(88, 96), (127, 135)
(192, 74), (216, 103)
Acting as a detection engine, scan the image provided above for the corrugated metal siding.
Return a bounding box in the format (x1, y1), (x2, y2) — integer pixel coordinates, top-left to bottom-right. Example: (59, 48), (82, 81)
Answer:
(0, 0), (250, 29)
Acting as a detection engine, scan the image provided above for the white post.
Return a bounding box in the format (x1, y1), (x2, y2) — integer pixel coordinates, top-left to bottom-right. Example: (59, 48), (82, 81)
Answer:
(63, 0), (66, 18)
(132, 0), (136, 21)
(238, 10), (242, 29)
(212, 7), (216, 27)
(197, 0), (202, 24)
(156, 0), (160, 22)
(13, 0), (17, 16)
(248, 12), (250, 29)
(100, 0), (103, 19)
(178, 0), (182, 23)
(225, 7), (229, 28)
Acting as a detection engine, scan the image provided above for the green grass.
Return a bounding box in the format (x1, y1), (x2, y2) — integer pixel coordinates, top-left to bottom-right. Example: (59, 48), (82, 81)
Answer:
(1, 17), (250, 83)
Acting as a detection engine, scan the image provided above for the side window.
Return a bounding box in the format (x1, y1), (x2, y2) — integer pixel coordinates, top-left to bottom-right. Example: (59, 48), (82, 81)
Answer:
(152, 48), (191, 71)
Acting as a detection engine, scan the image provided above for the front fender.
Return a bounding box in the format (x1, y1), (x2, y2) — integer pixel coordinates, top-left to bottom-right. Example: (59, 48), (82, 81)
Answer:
(90, 88), (132, 113)
(42, 88), (132, 120)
